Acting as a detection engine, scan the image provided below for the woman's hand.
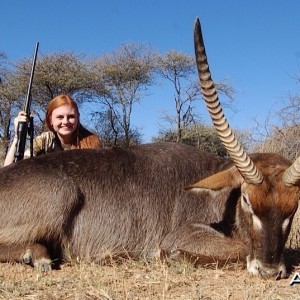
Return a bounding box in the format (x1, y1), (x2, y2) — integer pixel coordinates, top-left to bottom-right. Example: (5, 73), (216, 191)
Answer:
(14, 111), (29, 134)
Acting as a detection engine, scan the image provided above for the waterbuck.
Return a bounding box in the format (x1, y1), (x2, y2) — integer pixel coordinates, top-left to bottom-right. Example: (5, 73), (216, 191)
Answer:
(0, 18), (299, 280)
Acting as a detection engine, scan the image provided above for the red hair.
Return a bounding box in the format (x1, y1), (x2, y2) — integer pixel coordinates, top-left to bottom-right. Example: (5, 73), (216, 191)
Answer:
(46, 94), (102, 149)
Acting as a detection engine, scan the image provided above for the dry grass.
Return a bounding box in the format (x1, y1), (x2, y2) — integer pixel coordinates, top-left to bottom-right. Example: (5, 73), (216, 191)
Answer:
(1, 208), (300, 300)
(1, 207), (300, 300)
(0, 253), (299, 300)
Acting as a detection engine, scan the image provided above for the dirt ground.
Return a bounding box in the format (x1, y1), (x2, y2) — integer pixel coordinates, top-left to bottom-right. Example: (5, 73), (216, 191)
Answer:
(0, 251), (299, 300)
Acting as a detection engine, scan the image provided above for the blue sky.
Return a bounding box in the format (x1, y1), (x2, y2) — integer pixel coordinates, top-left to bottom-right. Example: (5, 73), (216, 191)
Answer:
(1, 1), (300, 142)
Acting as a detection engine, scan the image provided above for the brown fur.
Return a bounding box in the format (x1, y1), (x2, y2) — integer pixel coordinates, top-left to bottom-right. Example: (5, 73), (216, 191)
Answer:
(185, 153), (299, 278)
(0, 144), (298, 278)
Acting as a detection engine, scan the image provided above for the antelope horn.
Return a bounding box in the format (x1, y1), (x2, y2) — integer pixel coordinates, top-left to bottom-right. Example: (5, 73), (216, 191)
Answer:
(282, 158), (300, 186)
(194, 17), (263, 185)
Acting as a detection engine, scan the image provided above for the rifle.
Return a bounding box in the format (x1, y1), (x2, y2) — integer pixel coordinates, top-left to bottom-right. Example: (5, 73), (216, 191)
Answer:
(14, 42), (39, 162)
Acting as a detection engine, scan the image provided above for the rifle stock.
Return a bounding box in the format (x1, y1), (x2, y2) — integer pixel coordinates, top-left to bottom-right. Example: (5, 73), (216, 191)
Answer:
(14, 42), (39, 162)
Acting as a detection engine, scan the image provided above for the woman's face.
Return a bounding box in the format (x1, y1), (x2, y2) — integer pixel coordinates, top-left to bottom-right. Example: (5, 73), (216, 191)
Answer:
(51, 104), (79, 139)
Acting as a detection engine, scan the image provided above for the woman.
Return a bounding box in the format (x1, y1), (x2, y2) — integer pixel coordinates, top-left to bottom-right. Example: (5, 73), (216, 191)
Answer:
(4, 94), (102, 166)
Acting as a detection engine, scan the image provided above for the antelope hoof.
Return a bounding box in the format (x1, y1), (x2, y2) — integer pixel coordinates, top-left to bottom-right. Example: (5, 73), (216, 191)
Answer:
(23, 249), (33, 265)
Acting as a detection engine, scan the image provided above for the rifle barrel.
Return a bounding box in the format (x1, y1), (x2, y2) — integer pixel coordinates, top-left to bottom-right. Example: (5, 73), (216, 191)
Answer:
(14, 42), (39, 162)
(24, 42), (39, 115)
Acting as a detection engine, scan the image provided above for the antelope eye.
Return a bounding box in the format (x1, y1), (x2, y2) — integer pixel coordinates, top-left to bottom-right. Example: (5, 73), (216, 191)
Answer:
(242, 193), (250, 206)
(241, 193), (254, 214)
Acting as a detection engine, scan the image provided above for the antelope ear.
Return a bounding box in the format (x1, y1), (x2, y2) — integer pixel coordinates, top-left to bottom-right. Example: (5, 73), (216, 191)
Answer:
(185, 166), (243, 191)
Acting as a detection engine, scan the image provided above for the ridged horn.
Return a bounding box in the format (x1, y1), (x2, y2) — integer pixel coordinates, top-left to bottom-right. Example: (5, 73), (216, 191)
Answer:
(194, 17), (263, 185)
(282, 158), (300, 186)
